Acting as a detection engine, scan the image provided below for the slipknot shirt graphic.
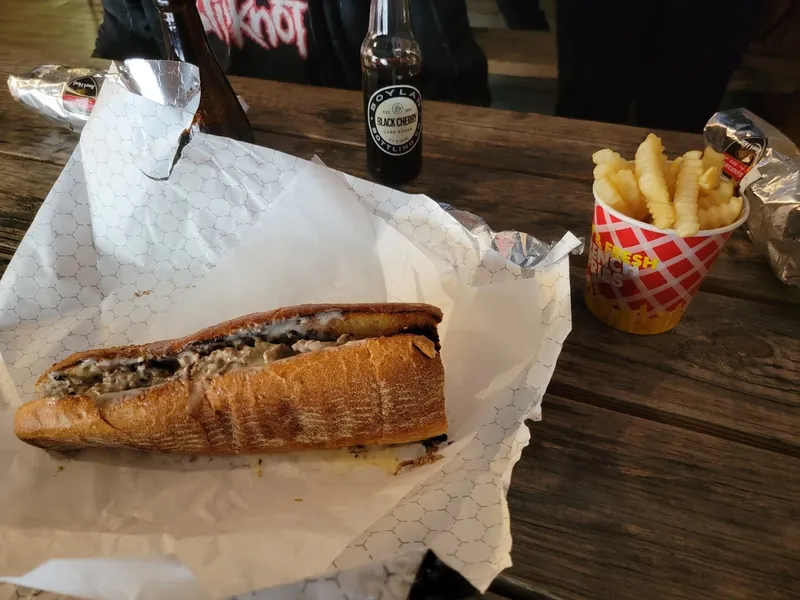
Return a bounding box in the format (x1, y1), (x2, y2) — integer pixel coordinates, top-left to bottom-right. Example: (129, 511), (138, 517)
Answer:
(196, 0), (311, 83)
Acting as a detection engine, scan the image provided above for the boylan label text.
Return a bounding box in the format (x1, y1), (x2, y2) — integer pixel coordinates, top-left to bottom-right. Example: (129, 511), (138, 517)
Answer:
(367, 85), (422, 156)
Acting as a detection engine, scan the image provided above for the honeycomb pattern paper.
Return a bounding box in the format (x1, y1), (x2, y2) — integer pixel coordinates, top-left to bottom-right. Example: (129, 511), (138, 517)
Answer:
(0, 61), (579, 600)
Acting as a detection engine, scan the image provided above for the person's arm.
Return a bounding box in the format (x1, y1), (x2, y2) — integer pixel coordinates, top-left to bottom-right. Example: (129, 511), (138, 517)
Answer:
(92, 0), (164, 61)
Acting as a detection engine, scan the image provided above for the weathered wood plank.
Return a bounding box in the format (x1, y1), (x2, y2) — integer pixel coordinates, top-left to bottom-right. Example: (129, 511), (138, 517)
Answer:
(0, 155), (58, 265)
(8, 66), (790, 309)
(0, 55), (699, 181)
(232, 77), (702, 184)
(0, 125), (796, 310)
(561, 273), (800, 455)
(0, 67), (81, 166)
(505, 395), (800, 600)
(0, 0), (98, 67)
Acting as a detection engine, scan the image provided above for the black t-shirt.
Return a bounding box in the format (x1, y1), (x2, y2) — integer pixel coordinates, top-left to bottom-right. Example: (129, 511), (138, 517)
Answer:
(94, 0), (490, 106)
(196, 0), (312, 84)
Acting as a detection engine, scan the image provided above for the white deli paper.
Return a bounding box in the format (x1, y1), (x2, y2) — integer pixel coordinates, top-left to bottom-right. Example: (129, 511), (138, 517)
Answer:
(0, 62), (579, 600)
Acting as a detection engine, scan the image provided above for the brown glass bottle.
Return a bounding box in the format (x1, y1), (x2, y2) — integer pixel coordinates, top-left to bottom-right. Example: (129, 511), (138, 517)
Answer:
(153, 0), (254, 143)
(361, 0), (423, 184)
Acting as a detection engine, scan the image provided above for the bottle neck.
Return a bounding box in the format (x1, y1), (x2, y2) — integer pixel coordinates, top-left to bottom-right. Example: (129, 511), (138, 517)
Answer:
(154, 0), (207, 64)
(152, 0), (254, 143)
(368, 0), (413, 36)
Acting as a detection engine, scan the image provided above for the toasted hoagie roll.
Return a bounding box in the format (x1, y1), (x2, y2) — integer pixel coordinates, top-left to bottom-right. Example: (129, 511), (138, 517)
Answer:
(14, 303), (447, 454)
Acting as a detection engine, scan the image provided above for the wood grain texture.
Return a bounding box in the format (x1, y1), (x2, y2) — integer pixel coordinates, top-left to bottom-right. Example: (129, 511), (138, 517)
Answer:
(560, 273), (800, 455)
(254, 132), (800, 306)
(0, 120), (796, 310)
(0, 57), (700, 181)
(232, 77), (702, 184)
(505, 395), (800, 600)
(0, 0), (97, 67)
(0, 62), (82, 165)
(248, 132), (800, 309)
(0, 155), (59, 266)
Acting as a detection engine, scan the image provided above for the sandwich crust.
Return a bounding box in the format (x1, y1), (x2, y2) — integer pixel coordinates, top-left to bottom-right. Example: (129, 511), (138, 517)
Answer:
(15, 334), (446, 453)
(17, 304), (447, 454)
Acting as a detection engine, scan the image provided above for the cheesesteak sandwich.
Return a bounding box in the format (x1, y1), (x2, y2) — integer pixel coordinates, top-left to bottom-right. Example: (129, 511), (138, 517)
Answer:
(14, 303), (447, 454)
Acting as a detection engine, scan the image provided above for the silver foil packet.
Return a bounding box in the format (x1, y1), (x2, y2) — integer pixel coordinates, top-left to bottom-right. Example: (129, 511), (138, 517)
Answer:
(705, 109), (800, 286)
(7, 62), (249, 134)
(7, 65), (106, 132)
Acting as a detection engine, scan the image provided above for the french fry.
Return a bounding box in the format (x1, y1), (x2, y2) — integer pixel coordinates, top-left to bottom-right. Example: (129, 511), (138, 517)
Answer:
(703, 180), (734, 207)
(593, 176), (632, 216)
(698, 166), (721, 194)
(673, 150), (703, 237)
(699, 196), (743, 230)
(592, 137), (744, 237)
(635, 134), (674, 229)
(593, 163), (618, 180)
(610, 169), (649, 221)
(666, 156), (683, 199)
(703, 146), (725, 172)
(593, 148), (629, 172)
(592, 149), (630, 182)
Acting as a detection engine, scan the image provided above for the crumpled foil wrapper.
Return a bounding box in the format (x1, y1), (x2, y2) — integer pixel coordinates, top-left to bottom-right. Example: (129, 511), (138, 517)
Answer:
(440, 203), (584, 270)
(7, 62), (248, 133)
(704, 109), (800, 286)
(107, 59), (201, 109)
(7, 65), (106, 132)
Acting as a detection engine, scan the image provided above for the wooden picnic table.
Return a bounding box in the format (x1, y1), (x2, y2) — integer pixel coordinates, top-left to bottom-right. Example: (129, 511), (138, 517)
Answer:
(0, 3), (799, 599)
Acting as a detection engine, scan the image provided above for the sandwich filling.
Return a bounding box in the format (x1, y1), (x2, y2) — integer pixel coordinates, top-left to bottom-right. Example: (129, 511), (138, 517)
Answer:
(42, 312), (369, 400)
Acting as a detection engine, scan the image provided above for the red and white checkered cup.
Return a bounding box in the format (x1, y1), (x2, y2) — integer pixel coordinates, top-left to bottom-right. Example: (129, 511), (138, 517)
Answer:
(585, 193), (749, 335)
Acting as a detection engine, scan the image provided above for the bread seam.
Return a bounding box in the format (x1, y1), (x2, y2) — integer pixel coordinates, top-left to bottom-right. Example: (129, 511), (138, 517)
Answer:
(40, 332), (439, 403)
(16, 316), (447, 454)
(40, 303), (443, 384)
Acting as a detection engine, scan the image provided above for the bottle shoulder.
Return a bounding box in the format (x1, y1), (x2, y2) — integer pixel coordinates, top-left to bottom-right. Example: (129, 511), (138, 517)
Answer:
(360, 35), (422, 73)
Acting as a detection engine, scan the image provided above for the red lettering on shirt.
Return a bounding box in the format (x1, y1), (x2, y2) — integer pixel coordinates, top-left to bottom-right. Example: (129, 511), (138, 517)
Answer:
(197, 0), (309, 59)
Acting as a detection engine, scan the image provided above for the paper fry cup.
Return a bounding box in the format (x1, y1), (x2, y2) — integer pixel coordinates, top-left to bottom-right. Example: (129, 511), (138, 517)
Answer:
(585, 193), (749, 335)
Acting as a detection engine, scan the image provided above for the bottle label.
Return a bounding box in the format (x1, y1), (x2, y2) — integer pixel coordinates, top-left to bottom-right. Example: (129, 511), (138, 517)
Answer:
(367, 85), (422, 156)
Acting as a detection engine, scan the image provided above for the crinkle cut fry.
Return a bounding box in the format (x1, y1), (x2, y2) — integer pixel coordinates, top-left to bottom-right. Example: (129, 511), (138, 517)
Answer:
(673, 150), (703, 237)
(635, 134), (674, 229)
